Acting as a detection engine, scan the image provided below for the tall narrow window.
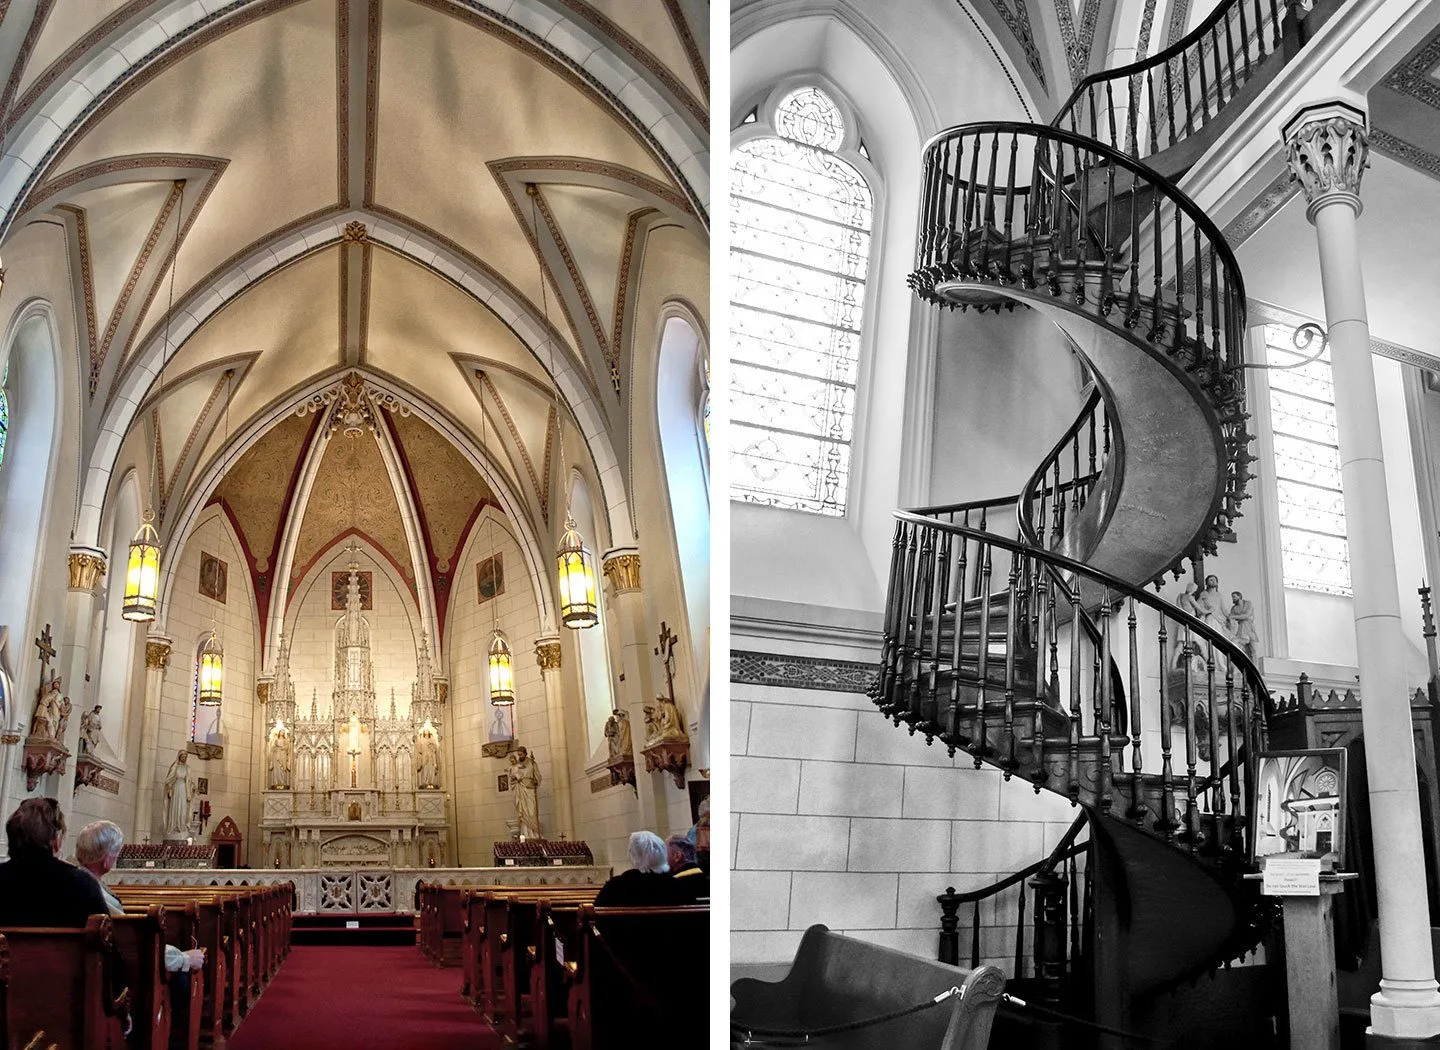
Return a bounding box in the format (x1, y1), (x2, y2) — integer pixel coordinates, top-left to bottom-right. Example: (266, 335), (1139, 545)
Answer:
(730, 86), (874, 515)
(1266, 323), (1351, 595)
(0, 360), (10, 469)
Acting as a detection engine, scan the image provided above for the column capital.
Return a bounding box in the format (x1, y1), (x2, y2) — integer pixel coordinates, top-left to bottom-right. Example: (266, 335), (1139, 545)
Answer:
(1282, 100), (1369, 221)
(145, 636), (173, 670)
(67, 546), (107, 592)
(601, 547), (641, 593)
(256, 676), (273, 705)
(534, 637), (562, 670)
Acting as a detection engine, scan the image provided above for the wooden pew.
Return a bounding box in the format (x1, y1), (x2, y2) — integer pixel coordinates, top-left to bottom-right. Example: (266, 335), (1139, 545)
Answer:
(530, 901), (589, 1050)
(730, 925), (1008, 1050)
(1, 915), (128, 1050)
(488, 889), (599, 1037)
(147, 899), (212, 1050)
(110, 905), (174, 1050)
(563, 904), (709, 1050)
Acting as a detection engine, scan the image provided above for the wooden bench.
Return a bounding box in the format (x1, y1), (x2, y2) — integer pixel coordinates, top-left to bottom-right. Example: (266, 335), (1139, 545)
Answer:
(730, 925), (1007, 1050)
(482, 888), (599, 1035)
(110, 905), (178, 1050)
(564, 904), (709, 1050)
(0, 915), (128, 1050)
(530, 901), (588, 1050)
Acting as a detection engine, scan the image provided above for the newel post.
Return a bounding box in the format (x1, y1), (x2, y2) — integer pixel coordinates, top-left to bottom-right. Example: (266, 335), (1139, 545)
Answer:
(936, 886), (962, 965)
(1030, 869), (1069, 1005)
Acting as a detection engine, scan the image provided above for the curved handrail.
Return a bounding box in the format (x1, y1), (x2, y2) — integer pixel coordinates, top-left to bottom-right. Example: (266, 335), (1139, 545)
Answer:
(892, 507), (1272, 722)
(1052, 0), (1290, 162)
(1018, 385), (1118, 555)
(914, 121), (1248, 372)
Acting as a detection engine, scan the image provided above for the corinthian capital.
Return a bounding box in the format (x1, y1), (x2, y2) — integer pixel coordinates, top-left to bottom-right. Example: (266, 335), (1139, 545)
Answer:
(67, 547), (107, 592)
(1282, 102), (1369, 218)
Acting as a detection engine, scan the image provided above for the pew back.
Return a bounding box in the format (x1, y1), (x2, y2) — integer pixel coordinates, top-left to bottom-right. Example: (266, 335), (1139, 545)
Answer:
(110, 906), (171, 1050)
(1, 915), (127, 1050)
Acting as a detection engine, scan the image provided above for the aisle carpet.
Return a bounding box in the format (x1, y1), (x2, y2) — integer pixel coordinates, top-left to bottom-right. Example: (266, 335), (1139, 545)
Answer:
(226, 945), (501, 1050)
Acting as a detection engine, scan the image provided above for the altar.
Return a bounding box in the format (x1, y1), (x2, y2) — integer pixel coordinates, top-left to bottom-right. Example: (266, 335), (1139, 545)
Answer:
(107, 865), (612, 914)
(259, 557), (454, 868)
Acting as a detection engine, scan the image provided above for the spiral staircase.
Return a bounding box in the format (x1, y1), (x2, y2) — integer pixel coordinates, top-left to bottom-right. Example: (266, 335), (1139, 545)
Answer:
(873, 1), (1319, 1044)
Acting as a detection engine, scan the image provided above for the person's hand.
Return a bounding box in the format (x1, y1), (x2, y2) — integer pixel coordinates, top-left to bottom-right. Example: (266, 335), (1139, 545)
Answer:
(184, 948), (205, 970)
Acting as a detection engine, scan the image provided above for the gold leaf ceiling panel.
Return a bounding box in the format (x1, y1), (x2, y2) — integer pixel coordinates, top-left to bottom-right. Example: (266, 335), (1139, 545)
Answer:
(214, 411), (318, 570)
(388, 409), (493, 571)
(290, 425), (415, 589)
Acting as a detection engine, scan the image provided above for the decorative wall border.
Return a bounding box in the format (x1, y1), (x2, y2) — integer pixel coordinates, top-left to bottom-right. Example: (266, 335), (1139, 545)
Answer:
(730, 649), (878, 694)
(1053, 0), (1102, 87)
(1382, 26), (1440, 111)
(979, 0), (1047, 91)
(1371, 128), (1440, 184)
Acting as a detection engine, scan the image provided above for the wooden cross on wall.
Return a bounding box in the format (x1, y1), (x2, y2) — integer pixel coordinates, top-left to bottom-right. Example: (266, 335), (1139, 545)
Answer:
(33, 625), (55, 701)
(654, 622), (677, 702)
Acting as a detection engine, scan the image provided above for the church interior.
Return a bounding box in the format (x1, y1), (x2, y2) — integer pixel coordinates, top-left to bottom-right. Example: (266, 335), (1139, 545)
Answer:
(729, 0), (1440, 1047)
(0, 0), (710, 1046)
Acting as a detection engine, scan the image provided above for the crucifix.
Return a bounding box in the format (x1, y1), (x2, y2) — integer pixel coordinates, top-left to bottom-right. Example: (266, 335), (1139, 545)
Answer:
(34, 624), (55, 682)
(654, 621), (678, 704)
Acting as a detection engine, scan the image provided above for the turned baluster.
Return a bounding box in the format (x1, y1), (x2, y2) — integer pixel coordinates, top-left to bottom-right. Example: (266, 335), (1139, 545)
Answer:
(1237, 1), (1253, 79)
(1014, 886), (1028, 979)
(920, 144), (940, 266)
(1196, 40), (1211, 127)
(1225, 659), (1241, 844)
(937, 886), (962, 966)
(1128, 599), (1144, 824)
(1181, 52), (1195, 135)
(1148, 193), (1165, 343)
(879, 521), (907, 700)
(1223, 13), (1238, 97)
(893, 524), (921, 709)
(1097, 591), (1114, 813)
(907, 527), (938, 720)
(1068, 580), (1083, 804)
(1159, 620), (1176, 842)
(1034, 574), (1051, 767)
(1075, 148), (1091, 307)
(1193, 227), (1207, 354)
(1172, 210), (1188, 356)
(975, 543), (994, 767)
(1030, 868), (1067, 1006)
(1206, 641), (1223, 823)
(1182, 626), (1200, 854)
(948, 534), (971, 746)
(979, 133), (1001, 275)
(1068, 852), (1081, 965)
(963, 136), (982, 274)
(1024, 135), (1043, 285)
(1043, 580), (1060, 794)
(1071, 436), (1082, 513)
(925, 532), (953, 733)
(1049, 142), (1066, 294)
(971, 901), (982, 969)
(944, 137), (965, 268)
(1003, 560), (1020, 773)
(1001, 133), (1019, 275)
(1270, 0), (1282, 50)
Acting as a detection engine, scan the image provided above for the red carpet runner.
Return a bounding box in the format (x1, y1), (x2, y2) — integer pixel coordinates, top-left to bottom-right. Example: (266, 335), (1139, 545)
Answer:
(226, 945), (501, 1050)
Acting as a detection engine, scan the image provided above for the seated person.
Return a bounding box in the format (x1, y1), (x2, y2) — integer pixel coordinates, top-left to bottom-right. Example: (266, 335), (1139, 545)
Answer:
(75, 821), (205, 973)
(0, 797), (109, 926)
(594, 831), (692, 907)
(666, 834), (709, 902)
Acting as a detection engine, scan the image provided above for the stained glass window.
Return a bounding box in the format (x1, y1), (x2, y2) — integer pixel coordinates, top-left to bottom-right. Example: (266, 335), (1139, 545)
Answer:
(0, 361), (9, 470)
(730, 86), (873, 516)
(1266, 323), (1351, 595)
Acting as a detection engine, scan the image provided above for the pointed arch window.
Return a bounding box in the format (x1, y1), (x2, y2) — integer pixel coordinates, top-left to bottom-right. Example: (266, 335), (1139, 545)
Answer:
(0, 360), (10, 470)
(730, 85), (874, 516)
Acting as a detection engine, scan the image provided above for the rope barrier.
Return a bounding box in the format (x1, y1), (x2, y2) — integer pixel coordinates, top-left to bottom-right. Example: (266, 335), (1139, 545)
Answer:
(1003, 994), (1164, 1046)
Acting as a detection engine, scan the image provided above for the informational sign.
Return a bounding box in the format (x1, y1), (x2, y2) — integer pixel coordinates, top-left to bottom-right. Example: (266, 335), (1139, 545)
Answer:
(552, 858), (564, 866)
(1262, 856), (1322, 896)
(345, 920), (359, 929)
(504, 858), (516, 866)
(555, 940), (565, 966)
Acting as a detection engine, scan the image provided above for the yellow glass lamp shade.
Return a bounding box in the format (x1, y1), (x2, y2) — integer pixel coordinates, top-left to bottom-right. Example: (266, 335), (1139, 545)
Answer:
(556, 516), (598, 629)
(122, 515), (162, 622)
(198, 632), (223, 706)
(488, 630), (515, 706)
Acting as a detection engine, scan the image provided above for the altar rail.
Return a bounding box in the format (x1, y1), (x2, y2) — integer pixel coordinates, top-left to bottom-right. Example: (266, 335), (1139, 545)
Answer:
(106, 866), (612, 915)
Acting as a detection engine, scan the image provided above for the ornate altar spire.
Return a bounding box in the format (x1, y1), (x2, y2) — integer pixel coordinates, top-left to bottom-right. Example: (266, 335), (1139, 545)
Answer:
(333, 547), (376, 720)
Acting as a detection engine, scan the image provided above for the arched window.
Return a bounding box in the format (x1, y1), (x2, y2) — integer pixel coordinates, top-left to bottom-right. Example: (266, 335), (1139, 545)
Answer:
(730, 85), (875, 516)
(569, 475), (616, 756)
(0, 360), (10, 469)
(656, 315), (710, 683)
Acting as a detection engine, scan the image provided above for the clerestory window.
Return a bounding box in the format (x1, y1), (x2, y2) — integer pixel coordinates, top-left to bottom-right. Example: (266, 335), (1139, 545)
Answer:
(730, 85), (874, 516)
(1265, 323), (1351, 596)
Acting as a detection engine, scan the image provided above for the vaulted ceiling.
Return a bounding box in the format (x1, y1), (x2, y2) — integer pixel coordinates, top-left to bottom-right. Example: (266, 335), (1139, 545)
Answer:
(0, 0), (709, 653)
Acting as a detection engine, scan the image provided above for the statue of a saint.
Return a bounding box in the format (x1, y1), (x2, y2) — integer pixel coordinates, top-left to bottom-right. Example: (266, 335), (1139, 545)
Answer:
(164, 750), (193, 838)
(604, 708), (632, 763)
(55, 695), (73, 741)
(416, 726), (440, 790)
(1227, 591), (1260, 660)
(30, 674), (62, 741)
(510, 746), (542, 840)
(267, 723), (292, 789)
(79, 705), (102, 755)
(642, 696), (686, 747)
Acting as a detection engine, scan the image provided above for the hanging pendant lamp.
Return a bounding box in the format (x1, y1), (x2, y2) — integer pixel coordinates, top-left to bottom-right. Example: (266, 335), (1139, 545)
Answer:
(488, 629), (515, 706)
(198, 629), (224, 706)
(122, 511), (162, 621)
(556, 515), (598, 628)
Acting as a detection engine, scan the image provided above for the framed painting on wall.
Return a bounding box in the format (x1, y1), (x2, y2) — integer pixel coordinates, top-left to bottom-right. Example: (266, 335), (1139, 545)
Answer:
(477, 553), (504, 604)
(1252, 748), (1347, 868)
(198, 553), (227, 603)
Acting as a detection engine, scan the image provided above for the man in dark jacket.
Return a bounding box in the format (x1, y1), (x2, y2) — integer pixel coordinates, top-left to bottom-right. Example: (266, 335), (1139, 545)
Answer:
(666, 834), (709, 902)
(0, 797), (109, 926)
(594, 831), (692, 907)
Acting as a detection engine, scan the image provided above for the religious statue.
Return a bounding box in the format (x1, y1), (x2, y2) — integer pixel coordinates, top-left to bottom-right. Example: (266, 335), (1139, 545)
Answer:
(604, 708), (632, 763)
(1227, 591), (1260, 660)
(30, 673), (63, 741)
(416, 724), (440, 790)
(164, 750), (194, 838)
(78, 705), (102, 756)
(268, 722), (292, 790)
(642, 696), (686, 748)
(509, 746), (542, 840)
(55, 694), (73, 742)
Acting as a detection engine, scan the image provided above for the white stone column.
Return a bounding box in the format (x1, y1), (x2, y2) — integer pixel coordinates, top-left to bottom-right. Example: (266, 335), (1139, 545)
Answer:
(1284, 101), (1440, 1040)
(55, 547), (107, 800)
(534, 636), (574, 837)
(133, 636), (172, 841)
(602, 548), (666, 833)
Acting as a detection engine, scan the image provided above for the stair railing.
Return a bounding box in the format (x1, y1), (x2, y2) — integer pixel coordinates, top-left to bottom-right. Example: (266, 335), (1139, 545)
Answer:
(937, 814), (1091, 1000)
(912, 122), (1251, 574)
(1021, 385), (1118, 558)
(878, 509), (1271, 861)
(1053, 0), (1293, 164)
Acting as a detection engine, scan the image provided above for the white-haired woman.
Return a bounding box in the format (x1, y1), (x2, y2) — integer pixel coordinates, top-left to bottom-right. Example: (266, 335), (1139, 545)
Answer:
(594, 830), (691, 907)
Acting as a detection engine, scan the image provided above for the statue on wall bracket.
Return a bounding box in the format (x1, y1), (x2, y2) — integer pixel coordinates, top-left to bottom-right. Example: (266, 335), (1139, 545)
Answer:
(23, 625), (69, 789)
(641, 622), (689, 789)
